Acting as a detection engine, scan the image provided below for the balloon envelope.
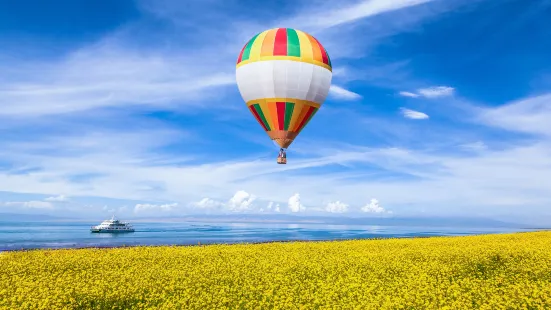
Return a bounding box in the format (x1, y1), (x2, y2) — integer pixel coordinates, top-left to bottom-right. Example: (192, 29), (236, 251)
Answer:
(235, 28), (332, 149)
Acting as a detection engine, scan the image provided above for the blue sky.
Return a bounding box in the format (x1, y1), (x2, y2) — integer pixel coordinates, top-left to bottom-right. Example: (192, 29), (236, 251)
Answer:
(0, 0), (550, 224)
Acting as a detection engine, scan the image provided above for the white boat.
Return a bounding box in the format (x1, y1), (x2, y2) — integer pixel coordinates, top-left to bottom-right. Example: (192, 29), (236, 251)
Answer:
(91, 215), (135, 233)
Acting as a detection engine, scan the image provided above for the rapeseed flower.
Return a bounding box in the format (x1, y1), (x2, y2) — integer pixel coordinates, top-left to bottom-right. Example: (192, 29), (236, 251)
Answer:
(1, 232), (551, 309)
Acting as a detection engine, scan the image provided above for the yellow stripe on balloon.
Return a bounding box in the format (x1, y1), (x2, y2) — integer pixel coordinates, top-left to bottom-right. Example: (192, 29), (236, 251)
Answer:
(291, 104), (311, 132)
(245, 98), (321, 109)
(288, 103), (304, 132)
(296, 30), (313, 63)
(236, 56), (332, 72)
(248, 30), (268, 62)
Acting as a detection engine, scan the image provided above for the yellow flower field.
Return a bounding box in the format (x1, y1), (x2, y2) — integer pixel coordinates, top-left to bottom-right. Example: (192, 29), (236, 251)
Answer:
(2, 231), (551, 309)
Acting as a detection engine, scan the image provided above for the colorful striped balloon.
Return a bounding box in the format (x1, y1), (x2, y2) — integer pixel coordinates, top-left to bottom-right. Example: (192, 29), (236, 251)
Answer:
(236, 28), (332, 149)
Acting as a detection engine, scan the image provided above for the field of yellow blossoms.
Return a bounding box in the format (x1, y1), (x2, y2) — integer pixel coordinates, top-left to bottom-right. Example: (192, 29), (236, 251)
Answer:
(2, 231), (551, 309)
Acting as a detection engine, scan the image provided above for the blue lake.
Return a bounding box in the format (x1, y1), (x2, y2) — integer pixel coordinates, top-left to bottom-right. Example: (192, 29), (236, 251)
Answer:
(0, 221), (538, 251)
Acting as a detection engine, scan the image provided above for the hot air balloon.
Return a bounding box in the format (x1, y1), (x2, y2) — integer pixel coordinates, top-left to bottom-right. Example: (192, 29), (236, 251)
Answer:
(235, 28), (332, 164)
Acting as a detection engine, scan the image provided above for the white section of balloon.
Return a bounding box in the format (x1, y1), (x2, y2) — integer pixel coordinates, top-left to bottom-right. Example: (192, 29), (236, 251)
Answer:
(236, 60), (332, 105)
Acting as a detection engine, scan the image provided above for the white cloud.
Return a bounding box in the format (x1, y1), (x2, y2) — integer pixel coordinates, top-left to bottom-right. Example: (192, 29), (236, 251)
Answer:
(400, 107), (429, 119)
(329, 85), (362, 100)
(361, 199), (389, 213)
(134, 202), (177, 213)
(399, 91), (420, 98)
(267, 201), (281, 213)
(477, 93), (551, 136)
(193, 198), (225, 210)
(417, 86), (455, 98)
(191, 191), (257, 213)
(227, 190), (256, 212)
(288, 193), (305, 213)
(399, 86), (455, 99)
(325, 201), (349, 213)
(44, 195), (69, 202)
(4, 201), (54, 209)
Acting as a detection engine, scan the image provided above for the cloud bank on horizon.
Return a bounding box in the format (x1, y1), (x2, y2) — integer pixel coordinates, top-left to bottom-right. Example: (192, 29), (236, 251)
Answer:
(0, 0), (550, 224)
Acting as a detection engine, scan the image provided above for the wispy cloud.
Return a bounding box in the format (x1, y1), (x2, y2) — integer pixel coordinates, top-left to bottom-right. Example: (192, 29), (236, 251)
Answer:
(287, 0), (436, 31)
(0, 46), (235, 117)
(400, 108), (429, 119)
(329, 85), (362, 100)
(398, 86), (455, 99)
(134, 203), (177, 213)
(417, 86), (455, 98)
(461, 141), (488, 152)
(44, 195), (69, 202)
(399, 91), (420, 98)
(3, 201), (54, 209)
(192, 198), (225, 211)
(0, 0), (443, 120)
(477, 93), (551, 136)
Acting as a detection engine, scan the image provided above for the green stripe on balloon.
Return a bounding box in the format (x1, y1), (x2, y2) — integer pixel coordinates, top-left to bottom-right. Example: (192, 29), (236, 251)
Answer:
(286, 28), (301, 57)
(253, 104), (271, 131)
(241, 33), (259, 61)
(284, 102), (295, 130)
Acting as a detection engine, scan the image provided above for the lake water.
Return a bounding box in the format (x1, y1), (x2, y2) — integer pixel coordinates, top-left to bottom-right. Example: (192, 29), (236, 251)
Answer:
(0, 221), (537, 251)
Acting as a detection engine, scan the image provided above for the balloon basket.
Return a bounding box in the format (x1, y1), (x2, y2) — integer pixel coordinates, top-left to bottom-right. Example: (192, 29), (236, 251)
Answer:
(277, 157), (287, 164)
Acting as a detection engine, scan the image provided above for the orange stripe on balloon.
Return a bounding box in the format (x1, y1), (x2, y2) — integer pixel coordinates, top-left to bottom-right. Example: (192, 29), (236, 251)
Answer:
(268, 101), (279, 130)
(258, 100), (274, 130)
(261, 29), (277, 57)
(307, 34), (323, 63)
(312, 37), (328, 65)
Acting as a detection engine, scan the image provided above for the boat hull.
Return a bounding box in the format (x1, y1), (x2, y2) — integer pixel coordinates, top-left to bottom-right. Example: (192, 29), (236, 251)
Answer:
(90, 228), (135, 233)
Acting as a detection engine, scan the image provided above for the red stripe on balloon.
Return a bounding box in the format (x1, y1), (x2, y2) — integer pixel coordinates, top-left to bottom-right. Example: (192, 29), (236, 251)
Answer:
(237, 44), (246, 64)
(273, 28), (288, 56)
(276, 101), (286, 130)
